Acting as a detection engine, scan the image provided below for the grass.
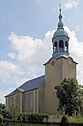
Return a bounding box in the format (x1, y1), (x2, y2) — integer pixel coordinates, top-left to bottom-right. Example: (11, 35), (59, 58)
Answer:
(68, 116), (83, 123)
(51, 115), (83, 123)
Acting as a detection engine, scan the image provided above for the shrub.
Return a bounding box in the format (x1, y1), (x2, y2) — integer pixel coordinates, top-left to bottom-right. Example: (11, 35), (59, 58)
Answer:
(0, 114), (3, 123)
(18, 113), (48, 123)
(0, 109), (13, 119)
(28, 113), (43, 123)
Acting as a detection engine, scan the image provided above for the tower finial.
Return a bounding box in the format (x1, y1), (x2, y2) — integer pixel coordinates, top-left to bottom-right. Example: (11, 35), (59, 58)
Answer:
(58, 3), (63, 29)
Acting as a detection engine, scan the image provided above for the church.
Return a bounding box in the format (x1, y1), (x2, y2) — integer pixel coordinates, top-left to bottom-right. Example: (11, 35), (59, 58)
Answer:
(5, 8), (77, 114)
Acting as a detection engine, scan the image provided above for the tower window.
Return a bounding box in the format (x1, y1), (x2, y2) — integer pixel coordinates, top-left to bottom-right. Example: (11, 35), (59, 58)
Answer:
(54, 41), (57, 47)
(59, 40), (64, 51)
(65, 41), (68, 46)
(65, 41), (68, 51)
(53, 41), (57, 52)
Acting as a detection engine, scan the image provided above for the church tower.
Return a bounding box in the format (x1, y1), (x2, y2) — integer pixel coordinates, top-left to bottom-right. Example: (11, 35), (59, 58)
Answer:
(44, 6), (77, 114)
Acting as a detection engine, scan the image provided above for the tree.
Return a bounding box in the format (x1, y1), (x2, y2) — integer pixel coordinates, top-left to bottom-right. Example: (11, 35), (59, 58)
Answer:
(55, 78), (82, 116)
(79, 85), (83, 117)
(10, 106), (19, 120)
(0, 109), (12, 119)
(0, 103), (5, 109)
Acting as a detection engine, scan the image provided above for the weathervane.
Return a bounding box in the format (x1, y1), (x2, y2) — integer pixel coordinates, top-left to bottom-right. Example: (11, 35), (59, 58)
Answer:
(58, 3), (62, 22)
(59, 3), (61, 10)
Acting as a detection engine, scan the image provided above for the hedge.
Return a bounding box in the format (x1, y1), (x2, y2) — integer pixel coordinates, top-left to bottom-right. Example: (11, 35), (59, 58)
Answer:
(17, 113), (48, 123)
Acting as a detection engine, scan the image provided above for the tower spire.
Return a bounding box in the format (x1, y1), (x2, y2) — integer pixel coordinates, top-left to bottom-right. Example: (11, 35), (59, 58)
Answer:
(58, 3), (64, 29)
(52, 4), (69, 58)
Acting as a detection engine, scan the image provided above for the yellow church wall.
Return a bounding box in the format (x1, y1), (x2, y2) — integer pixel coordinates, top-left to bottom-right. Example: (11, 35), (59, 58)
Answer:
(44, 56), (77, 114)
(23, 91), (33, 112)
(6, 96), (14, 110)
(44, 58), (61, 114)
(22, 83), (45, 113)
(5, 91), (23, 112)
(38, 83), (45, 113)
(23, 89), (39, 113)
(62, 57), (77, 80)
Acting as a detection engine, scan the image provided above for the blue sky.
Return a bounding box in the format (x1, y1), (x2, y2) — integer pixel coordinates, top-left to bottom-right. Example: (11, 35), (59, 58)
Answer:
(0, 0), (83, 103)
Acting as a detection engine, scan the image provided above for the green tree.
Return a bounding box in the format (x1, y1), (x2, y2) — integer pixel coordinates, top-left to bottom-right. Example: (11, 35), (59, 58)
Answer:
(0, 114), (3, 123)
(10, 106), (19, 120)
(79, 85), (83, 117)
(55, 78), (82, 116)
(0, 109), (13, 119)
(0, 103), (5, 109)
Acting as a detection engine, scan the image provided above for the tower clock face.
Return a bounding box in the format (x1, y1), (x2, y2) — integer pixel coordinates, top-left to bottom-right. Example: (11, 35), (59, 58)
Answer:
(51, 60), (55, 65)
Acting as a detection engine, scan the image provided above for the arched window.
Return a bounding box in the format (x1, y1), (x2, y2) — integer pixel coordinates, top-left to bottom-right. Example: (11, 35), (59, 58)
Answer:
(65, 41), (68, 46)
(53, 41), (57, 52)
(54, 41), (57, 47)
(65, 41), (68, 51)
(59, 40), (64, 51)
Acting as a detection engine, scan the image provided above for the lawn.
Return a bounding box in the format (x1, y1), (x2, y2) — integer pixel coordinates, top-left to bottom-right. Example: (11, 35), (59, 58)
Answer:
(68, 116), (83, 123)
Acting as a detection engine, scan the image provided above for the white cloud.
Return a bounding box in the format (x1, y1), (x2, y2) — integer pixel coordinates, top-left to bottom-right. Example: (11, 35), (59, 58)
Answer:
(8, 31), (53, 77)
(7, 52), (16, 59)
(0, 60), (26, 85)
(0, 91), (6, 103)
(64, 0), (79, 10)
